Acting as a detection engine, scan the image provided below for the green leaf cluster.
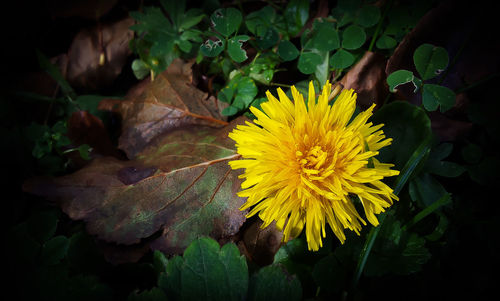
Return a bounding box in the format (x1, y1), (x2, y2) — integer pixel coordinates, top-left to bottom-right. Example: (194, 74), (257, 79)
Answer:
(130, 0), (204, 79)
(387, 43), (456, 112)
(135, 237), (302, 301)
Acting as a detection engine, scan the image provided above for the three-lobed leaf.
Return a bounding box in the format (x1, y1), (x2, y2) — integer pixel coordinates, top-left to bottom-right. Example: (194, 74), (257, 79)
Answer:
(200, 39), (225, 57)
(297, 52), (322, 74)
(413, 43), (449, 80)
(278, 40), (299, 61)
(422, 84), (455, 112)
(387, 70), (422, 92)
(211, 8), (242, 37)
(342, 25), (366, 50)
(227, 35), (250, 63)
(330, 49), (355, 69)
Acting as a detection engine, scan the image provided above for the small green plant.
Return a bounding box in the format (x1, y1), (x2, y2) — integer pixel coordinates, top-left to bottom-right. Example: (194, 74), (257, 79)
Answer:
(387, 43), (456, 112)
(130, 0), (204, 80)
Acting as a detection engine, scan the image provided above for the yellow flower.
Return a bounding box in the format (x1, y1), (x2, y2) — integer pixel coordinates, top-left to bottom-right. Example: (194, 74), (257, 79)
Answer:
(228, 81), (400, 251)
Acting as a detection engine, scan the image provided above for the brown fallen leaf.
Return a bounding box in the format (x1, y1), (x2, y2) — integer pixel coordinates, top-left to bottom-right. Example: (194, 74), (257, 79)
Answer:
(67, 110), (123, 160)
(99, 59), (228, 158)
(23, 118), (247, 258)
(60, 17), (134, 91)
(238, 218), (284, 266)
(340, 51), (388, 110)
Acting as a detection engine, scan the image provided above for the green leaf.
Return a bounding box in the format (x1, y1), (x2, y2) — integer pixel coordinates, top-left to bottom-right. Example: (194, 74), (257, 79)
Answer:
(330, 48), (355, 69)
(386, 70), (422, 93)
(200, 39), (225, 57)
(364, 215), (431, 276)
(355, 5), (381, 28)
(310, 19), (339, 51)
(284, 0), (309, 36)
(128, 287), (167, 301)
(409, 173), (448, 207)
(413, 43), (449, 80)
(422, 84), (455, 112)
(376, 34), (397, 49)
(312, 255), (346, 294)
(221, 106), (239, 116)
(227, 35), (249, 63)
(336, 0), (361, 13)
(297, 52), (322, 74)
(67, 231), (105, 273)
(371, 101), (432, 171)
(467, 156), (500, 186)
(314, 50), (329, 88)
(424, 143), (465, 177)
(77, 144), (92, 160)
(180, 9), (204, 30)
(40, 235), (69, 266)
(342, 25), (366, 50)
(27, 210), (59, 243)
(404, 193), (451, 230)
(278, 40), (299, 61)
(153, 250), (169, 274)
(181, 237), (248, 301)
(211, 8), (242, 37)
(220, 74), (258, 113)
(36, 49), (75, 97)
(248, 265), (302, 301)
(160, 0), (185, 29)
(158, 255), (183, 299)
(256, 27), (279, 49)
(245, 6), (276, 35)
(461, 143), (482, 164)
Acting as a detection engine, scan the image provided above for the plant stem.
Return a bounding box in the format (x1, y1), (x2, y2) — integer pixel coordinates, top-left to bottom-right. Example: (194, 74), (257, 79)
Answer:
(351, 134), (432, 289)
(270, 82), (292, 88)
(455, 72), (499, 94)
(367, 0), (393, 52)
(402, 193), (451, 231)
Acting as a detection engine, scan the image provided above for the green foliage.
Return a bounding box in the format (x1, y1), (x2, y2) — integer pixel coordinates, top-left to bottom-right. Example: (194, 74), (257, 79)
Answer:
(248, 265), (302, 301)
(219, 73), (258, 116)
(387, 44), (456, 112)
(130, 0), (204, 79)
(413, 43), (449, 81)
(364, 215), (431, 276)
(14, 1), (491, 299)
(372, 101), (432, 171)
(387, 69), (422, 92)
(154, 237), (300, 301)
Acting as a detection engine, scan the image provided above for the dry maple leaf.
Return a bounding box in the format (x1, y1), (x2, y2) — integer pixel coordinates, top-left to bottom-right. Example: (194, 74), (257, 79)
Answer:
(24, 118), (248, 256)
(99, 59), (228, 158)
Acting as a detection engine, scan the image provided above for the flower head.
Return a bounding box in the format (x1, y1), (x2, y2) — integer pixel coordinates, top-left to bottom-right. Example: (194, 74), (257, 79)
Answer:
(229, 81), (399, 251)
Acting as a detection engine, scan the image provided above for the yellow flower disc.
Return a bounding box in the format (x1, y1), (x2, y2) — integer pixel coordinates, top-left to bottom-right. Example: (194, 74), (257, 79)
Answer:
(229, 81), (399, 251)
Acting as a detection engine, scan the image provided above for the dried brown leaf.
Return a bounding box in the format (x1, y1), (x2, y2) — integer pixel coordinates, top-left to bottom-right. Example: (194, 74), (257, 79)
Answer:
(99, 59), (228, 158)
(62, 17), (134, 91)
(24, 118), (247, 259)
(340, 51), (388, 110)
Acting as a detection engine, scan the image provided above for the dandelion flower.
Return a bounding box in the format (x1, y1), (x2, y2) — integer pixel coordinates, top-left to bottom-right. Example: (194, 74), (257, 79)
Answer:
(228, 81), (400, 251)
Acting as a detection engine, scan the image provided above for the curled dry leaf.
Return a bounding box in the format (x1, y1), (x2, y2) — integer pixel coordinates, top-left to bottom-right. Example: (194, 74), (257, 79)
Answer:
(67, 110), (122, 159)
(99, 59), (228, 158)
(340, 51), (388, 109)
(238, 218), (284, 266)
(24, 117), (248, 258)
(60, 17), (134, 91)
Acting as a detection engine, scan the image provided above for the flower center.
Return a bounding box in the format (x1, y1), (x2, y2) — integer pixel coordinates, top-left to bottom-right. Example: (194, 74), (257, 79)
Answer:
(296, 145), (328, 175)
